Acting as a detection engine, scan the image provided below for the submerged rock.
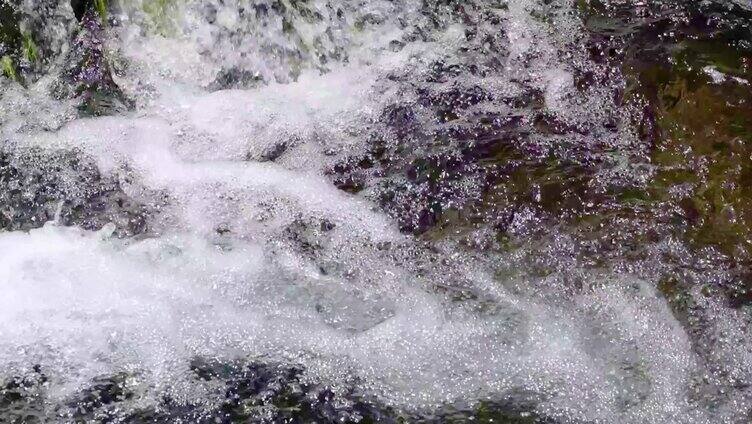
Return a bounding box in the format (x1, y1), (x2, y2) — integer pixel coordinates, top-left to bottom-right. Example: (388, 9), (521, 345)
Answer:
(575, 0), (752, 305)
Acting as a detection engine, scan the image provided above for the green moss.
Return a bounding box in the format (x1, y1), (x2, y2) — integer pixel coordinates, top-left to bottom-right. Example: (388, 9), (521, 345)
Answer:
(21, 31), (38, 63)
(94, 0), (107, 23)
(1, 55), (17, 81)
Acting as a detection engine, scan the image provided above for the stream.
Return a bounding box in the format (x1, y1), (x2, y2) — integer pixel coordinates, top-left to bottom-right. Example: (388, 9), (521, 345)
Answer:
(1, 0), (752, 422)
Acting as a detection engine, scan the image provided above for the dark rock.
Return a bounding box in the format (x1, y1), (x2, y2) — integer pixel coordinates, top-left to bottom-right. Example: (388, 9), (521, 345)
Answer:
(0, 148), (155, 237)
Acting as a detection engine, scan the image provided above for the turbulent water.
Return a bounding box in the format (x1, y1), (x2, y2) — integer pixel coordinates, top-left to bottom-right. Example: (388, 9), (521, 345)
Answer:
(1, 0), (752, 423)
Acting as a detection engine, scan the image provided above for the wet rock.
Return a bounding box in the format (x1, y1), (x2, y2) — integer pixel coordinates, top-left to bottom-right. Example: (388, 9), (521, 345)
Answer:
(382, 104), (419, 140)
(67, 374), (133, 421)
(0, 0), (76, 84)
(70, 0), (96, 22)
(417, 85), (492, 123)
(0, 0), (131, 115)
(3, 359), (565, 424)
(210, 67), (264, 90)
(0, 148), (154, 237)
(259, 141), (290, 162)
(0, 2), (22, 59)
(323, 0), (642, 237)
(60, 10), (132, 116)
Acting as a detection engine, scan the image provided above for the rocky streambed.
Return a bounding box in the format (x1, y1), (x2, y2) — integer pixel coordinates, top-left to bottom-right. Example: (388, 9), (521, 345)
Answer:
(1, 0), (752, 423)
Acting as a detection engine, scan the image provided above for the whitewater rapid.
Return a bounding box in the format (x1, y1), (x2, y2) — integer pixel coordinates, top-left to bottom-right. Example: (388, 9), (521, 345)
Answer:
(2, 0), (752, 422)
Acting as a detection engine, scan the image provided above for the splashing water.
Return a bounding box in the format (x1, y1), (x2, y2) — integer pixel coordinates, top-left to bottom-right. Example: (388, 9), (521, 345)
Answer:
(2, 0), (752, 422)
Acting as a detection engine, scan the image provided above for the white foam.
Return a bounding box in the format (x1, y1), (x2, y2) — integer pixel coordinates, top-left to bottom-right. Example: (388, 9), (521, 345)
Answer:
(0, 223), (711, 422)
(2, 0), (752, 422)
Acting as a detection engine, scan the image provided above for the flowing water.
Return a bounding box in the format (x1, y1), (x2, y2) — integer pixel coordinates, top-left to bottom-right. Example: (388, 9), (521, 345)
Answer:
(1, 0), (752, 423)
